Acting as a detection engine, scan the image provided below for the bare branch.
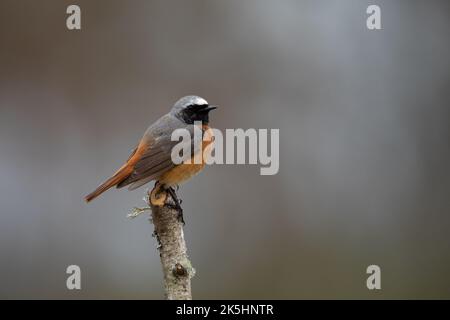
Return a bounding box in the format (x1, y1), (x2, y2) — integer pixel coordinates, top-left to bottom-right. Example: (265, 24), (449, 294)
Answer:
(147, 186), (195, 300)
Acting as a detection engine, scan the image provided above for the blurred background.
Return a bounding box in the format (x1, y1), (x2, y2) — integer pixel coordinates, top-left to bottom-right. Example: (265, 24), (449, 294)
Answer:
(0, 0), (449, 299)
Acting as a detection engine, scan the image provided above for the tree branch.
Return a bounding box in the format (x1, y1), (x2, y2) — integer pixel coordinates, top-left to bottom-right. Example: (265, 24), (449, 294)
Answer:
(147, 186), (195, 300)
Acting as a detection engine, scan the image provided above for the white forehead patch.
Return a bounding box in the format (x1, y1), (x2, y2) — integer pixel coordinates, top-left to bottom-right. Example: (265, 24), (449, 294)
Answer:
(193, 97), (208, 105)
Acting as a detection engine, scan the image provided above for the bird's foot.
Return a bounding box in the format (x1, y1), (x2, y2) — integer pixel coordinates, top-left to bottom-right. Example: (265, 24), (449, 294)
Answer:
(167, 187), (182, 205)
(177, 208), (185, 225)
(166, 187), (185, 225)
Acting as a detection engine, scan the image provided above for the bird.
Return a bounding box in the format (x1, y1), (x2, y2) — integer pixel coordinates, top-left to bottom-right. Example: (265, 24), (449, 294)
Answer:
(84, 95), (217, 210)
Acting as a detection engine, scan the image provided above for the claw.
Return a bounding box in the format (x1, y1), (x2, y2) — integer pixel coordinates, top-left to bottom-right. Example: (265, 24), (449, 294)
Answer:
(166, 187), (185, 225)
(177, 210), (185, 225)
(166, 187), (180, 205)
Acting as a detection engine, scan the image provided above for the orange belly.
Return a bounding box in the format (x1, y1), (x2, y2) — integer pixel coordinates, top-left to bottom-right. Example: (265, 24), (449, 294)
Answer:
(159, 124), (213, 187)
(159, 161), (206, 187)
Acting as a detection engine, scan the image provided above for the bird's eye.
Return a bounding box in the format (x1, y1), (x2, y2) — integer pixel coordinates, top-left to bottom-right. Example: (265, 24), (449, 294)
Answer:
(187, 103), (208, 110)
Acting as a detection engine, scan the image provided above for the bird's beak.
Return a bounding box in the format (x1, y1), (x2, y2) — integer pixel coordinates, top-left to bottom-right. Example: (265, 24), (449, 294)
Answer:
(205, 105), (218, 112)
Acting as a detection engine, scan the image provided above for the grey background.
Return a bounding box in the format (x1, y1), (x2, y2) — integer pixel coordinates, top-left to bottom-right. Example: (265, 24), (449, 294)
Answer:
(0, 0), (449, 299)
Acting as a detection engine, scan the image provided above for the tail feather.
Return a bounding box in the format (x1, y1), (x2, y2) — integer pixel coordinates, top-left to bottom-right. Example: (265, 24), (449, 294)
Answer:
(85, 165), (133, 202)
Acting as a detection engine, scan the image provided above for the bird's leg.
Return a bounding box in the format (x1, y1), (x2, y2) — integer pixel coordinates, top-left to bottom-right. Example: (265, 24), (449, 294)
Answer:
(166, 187), (185, 225)
(166, 187), (181, 208)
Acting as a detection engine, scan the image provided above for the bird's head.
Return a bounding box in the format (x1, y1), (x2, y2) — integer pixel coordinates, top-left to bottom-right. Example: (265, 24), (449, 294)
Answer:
(171, 95), (217, 124)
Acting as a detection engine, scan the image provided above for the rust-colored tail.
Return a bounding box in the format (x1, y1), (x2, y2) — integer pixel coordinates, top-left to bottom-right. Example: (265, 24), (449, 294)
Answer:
(85, 165), (133, 202)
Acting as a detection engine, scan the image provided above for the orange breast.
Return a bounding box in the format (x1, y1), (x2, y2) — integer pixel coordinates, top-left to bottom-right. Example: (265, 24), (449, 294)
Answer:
(159, 125), (213, 187)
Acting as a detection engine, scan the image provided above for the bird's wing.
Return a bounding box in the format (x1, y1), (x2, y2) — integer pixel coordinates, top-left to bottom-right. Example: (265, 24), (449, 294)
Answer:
(117, 115), (201, 190)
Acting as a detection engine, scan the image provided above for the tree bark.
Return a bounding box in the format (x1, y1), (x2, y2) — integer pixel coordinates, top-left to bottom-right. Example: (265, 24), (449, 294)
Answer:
(147, 188), (195, 300)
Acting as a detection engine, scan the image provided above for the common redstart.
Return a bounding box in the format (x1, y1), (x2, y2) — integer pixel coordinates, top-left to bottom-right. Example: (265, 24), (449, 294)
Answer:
(85, 95), (217, 206)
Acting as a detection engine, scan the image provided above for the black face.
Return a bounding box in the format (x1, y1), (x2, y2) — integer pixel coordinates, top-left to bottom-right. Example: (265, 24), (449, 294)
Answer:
(180, 104), (217, 124)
